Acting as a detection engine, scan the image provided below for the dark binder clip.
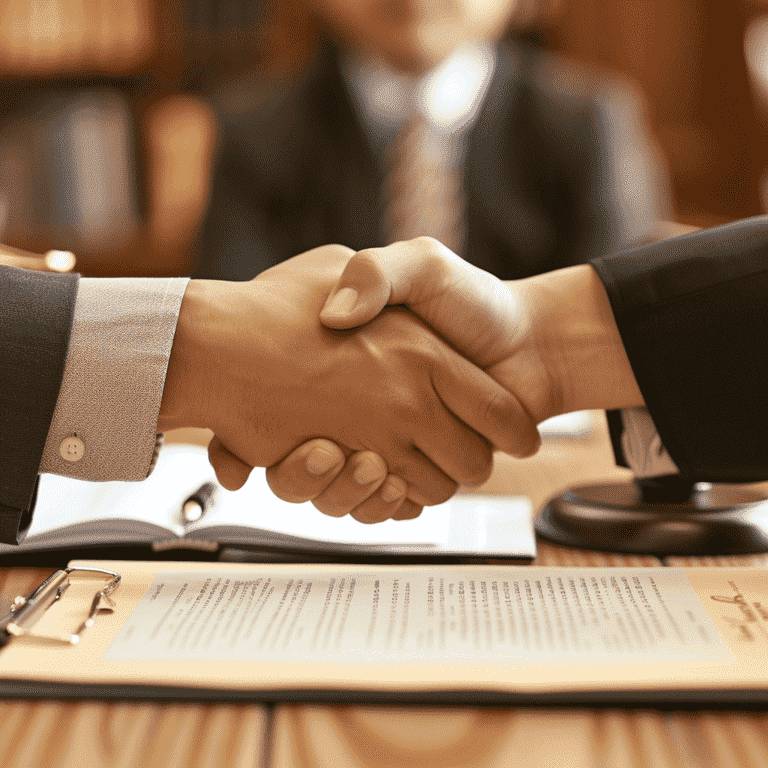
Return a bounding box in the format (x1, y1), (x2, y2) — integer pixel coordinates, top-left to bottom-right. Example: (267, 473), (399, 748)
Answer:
(0, 566), (121, 648)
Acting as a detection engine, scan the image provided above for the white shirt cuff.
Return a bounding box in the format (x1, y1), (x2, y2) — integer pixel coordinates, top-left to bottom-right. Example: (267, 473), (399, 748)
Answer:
(620, 406), (680, 477)
(39, 277), (189, 481)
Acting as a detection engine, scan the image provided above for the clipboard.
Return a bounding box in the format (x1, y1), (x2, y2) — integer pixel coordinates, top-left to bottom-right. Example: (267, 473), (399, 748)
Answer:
(1, 559), (768, 707)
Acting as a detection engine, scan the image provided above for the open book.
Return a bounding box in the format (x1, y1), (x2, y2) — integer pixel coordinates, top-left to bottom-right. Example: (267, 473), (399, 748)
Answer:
(2, 560), (768, 706)
(2, 444), (535, 562)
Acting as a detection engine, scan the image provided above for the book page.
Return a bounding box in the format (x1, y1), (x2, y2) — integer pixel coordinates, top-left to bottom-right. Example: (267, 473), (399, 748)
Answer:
(16, 444), (216, 547)
(104, 567), (731, 664)
(12, 444), (534, 557)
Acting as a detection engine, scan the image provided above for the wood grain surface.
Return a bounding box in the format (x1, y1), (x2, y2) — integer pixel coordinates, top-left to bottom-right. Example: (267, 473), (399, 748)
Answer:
(0, 569), (269, 768)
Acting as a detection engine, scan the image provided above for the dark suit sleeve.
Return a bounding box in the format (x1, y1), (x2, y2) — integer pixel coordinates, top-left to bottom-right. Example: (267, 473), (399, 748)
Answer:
(0, 266), (78, 543)
(590, 216), (768, 482)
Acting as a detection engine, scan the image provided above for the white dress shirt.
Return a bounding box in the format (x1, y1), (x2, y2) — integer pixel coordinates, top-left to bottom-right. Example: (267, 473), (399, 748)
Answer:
(621, 406), (679, 477)
(343, 42), (497, 167)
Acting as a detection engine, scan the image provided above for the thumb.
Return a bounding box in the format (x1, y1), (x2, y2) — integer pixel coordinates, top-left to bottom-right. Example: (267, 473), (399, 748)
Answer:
(320, 249), (394, 329)
(320, 238), (462, 329)
(320, 239), (513, 369)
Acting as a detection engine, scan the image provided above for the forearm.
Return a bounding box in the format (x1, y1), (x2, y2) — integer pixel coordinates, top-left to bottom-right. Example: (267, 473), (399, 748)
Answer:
(158, 277), (263, 435)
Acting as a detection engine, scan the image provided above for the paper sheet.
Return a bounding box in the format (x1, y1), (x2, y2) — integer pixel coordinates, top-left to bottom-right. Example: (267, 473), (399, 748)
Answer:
(105, 567), (731, 664)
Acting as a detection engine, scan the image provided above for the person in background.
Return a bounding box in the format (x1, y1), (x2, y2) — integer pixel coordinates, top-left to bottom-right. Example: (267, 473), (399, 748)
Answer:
(194, 0), (670, 282)
(265, 221), (768, 521)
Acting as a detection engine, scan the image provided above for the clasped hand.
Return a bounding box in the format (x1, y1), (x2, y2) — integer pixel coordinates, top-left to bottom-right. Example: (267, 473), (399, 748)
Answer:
(192, 237), (641, 523)
(160, 242), (542, 521)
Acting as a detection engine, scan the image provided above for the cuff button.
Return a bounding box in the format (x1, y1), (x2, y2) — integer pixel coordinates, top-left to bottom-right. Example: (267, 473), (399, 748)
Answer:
(60, 434), (85, 462)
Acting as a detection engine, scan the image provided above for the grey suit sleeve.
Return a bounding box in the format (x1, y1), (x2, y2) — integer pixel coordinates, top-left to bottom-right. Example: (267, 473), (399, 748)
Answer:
(39, 277), (189, 481)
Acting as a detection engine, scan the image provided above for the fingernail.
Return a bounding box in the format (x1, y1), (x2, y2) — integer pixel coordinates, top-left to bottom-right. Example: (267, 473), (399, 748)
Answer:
(353, 457), (384, 485)
(379, 479), (403, 503)
(323, 287), (358, 316)
(306, 447), (340, 476)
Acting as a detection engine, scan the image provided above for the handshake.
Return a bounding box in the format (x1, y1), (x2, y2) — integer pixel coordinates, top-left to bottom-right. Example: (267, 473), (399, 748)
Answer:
(160, 236), (645, 523)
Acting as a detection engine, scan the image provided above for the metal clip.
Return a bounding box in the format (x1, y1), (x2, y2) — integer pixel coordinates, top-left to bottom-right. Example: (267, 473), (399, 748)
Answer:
(1, 566), (121, 646)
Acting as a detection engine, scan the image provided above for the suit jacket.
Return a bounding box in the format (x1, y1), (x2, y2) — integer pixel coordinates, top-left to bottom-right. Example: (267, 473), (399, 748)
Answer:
(591, 216), (768, 482)
(195, 40), (669, 281)
(0, 266), (78, 544)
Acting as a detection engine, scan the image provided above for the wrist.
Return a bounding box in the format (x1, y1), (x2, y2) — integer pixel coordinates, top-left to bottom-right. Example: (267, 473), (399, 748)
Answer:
(525, 264), (644, 417)
(158, 279), (216, 431)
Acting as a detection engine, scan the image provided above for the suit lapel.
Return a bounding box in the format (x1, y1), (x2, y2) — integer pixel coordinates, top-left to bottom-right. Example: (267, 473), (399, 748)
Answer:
(307, 49), (387, 251)
(465, 42), (560, 279)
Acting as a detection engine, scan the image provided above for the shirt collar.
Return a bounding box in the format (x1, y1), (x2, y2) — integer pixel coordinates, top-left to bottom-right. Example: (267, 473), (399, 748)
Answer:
(342, 42), (497, 138)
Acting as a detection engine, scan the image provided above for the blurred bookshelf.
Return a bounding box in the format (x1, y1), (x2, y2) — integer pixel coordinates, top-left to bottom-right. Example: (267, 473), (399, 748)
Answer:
(0, 1), (250, 275)
(0, 0), (156, 77)
(0, 0), (319, 275)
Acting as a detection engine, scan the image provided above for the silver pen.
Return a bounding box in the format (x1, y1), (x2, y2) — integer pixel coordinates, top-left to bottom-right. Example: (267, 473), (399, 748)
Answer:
(180, 482), (217, 524)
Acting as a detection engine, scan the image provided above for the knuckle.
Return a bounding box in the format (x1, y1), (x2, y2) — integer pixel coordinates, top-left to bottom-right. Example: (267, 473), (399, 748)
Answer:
(328, 244), (356, 257)
(481, 390), (516, 432)
(378, 475), (407, 505)
(312, 498), (352, 518)
(264, 479), (310, 504)
(351, 247), (381, 266)
(390, 390), (422, 424)
(394, 500), (424, 520)
(412, 235), (442, 253)
(351, 508), (388, 524)
(347, 248), (386, 280)
(412, 236), (460, 266)
(516, 431), (542, 459)
(353, 449), (387, 471)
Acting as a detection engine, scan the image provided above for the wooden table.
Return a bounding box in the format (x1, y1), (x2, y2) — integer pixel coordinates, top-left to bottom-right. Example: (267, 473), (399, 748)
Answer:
(3, 417), (768, 768)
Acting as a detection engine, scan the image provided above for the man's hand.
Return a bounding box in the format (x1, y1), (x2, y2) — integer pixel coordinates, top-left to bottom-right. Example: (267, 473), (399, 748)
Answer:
(267, 237), (647, 519)
(158, 244), (538, 508)
(318, 237), (644, 422)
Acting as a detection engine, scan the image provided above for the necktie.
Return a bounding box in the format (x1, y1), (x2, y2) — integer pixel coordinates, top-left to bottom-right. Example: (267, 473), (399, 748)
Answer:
(383, 114), (465, 253)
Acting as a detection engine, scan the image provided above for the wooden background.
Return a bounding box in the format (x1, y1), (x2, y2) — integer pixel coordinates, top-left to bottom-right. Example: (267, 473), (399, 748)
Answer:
(2, 0), (768, 272)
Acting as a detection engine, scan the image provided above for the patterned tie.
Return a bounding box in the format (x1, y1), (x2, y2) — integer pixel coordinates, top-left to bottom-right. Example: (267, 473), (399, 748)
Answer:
(383, 114), (465, 253)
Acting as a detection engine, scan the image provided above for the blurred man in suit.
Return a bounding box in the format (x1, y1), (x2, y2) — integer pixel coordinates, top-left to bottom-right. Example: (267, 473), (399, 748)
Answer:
(195, 0), (670, 282)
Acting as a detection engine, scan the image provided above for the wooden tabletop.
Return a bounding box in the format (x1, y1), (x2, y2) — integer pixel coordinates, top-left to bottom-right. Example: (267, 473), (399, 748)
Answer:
(2, 416), (768, 768)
